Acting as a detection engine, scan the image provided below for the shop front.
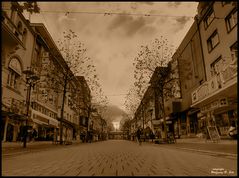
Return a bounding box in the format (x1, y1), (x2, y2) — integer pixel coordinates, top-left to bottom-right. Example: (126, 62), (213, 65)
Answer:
(195, 97), (237, 137)
(31, 109), (59, 141)
(1, 111), (27, 142)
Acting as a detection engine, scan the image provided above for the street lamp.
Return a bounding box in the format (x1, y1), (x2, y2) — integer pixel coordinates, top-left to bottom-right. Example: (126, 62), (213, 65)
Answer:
(22, 68), (40, 148)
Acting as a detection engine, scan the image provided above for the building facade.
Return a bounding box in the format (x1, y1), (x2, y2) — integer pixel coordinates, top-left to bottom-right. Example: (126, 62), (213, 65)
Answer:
(1, 2), (92, 143)
(130, 2), (237, 140)
(76, 76), (91, 142)
(173, 19), (206, 138)
(1, 2), (36, 142)
(191, 1), (237, 137)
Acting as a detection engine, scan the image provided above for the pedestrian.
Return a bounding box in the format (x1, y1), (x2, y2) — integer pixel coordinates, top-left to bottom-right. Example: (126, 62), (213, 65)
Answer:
(136, 128), (142, 145)
(32, 129), (37, 142)
(149, 130), (155, 142)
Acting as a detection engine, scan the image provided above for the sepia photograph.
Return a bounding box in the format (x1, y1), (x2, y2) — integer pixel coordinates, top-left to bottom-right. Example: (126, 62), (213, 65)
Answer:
(1, 1), (237, 176)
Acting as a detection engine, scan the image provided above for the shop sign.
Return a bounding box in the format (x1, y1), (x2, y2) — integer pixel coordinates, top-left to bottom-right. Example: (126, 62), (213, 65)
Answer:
(201, 98), (228, 113)
(33, 114), (49, 124)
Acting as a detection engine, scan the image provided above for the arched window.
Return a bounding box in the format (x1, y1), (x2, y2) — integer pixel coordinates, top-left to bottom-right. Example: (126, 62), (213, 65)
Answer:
(7, 57), (22, 90)
(17, 21), (23, 33)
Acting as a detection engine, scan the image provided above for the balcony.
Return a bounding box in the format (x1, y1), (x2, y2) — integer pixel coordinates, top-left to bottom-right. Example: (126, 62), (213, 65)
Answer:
(2, 11), (24, 48)
(191, 59), (237, 107)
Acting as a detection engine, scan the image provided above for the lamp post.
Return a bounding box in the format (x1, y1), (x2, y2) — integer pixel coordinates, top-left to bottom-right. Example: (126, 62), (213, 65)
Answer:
(22, 68), (39, 148)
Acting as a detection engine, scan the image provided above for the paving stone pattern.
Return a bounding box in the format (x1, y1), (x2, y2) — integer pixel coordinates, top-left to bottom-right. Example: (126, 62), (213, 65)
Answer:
(2, 140), (237, 176)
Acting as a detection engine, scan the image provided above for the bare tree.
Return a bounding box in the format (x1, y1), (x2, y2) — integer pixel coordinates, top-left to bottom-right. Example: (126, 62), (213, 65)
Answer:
(124, 36), (176, 141)
(57, 30), (108, 113)
(39, 30), (108, 144)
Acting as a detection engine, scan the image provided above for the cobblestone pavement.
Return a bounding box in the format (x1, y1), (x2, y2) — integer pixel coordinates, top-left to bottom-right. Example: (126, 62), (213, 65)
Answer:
(2, 140), (237, 176)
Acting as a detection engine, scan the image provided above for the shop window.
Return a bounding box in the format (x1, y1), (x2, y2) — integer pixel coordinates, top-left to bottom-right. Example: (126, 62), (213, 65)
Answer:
(225, 8), (237, 32)
(204, 8), (215, 29)
(207, 30), (219, 52)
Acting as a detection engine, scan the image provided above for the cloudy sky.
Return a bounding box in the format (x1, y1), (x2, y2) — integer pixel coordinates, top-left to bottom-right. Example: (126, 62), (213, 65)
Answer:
(29, 2), (198, 112)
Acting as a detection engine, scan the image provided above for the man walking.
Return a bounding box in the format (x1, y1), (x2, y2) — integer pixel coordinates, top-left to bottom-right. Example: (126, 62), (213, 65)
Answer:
(136, 128), (142, 145)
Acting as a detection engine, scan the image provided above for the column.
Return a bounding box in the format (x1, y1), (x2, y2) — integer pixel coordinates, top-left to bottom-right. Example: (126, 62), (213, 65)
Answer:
(3, 116), (9, 142)
(186, 114), (190, 135)
(13, 125), (18, 142)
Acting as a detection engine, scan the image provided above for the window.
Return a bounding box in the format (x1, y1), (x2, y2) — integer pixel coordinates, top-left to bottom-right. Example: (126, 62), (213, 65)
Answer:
(225, 8), (237, 32)
(207, 30), (219, 52)
(33, 44), (40, 67)
(230, 42), (238, 61)
(204, 8), (215, 29)
(7, 58), (22, 90)
(22, 28), (27, 46)
(210, 56), (224, 77)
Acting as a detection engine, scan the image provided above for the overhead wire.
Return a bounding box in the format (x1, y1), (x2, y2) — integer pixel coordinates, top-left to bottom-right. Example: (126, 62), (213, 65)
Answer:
(40, 9), (195, 19)
(35, 9), (229, 20)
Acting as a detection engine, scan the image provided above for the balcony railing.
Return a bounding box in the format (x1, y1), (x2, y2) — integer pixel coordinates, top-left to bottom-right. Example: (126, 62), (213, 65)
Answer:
(192, 59), (237, 105)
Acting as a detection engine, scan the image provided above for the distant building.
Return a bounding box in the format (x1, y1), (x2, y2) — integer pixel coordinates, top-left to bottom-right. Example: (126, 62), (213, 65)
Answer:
(76, 76), (91, 142)
(90, 111), (107, 142)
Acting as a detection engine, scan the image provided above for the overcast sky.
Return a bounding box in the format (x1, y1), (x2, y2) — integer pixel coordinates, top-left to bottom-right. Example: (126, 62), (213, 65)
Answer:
(29, 2), (198, 112)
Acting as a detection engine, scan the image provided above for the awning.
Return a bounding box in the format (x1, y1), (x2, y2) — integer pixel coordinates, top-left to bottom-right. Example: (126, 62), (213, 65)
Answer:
(188, 108), (200, 115)
(2, 111), (27, 121)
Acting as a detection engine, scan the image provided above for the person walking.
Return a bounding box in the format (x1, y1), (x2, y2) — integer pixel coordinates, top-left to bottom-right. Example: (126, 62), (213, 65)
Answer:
(32, 129), (37, 142)
(136, 128), (142, 145)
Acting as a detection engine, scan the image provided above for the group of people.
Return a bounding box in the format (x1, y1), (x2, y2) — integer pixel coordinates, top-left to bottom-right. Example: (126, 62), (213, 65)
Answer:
(135, 127), (155, 145)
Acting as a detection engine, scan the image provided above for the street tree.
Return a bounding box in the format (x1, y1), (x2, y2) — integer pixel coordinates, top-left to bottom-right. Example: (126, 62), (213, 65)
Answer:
(125, 36), (176, 141)
(57, 30), (108, 111)
(40, 29), (107, 144)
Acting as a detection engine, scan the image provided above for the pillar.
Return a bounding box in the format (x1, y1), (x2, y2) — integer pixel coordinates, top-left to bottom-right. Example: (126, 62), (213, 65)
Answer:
(186, 114), (190, 135)
(3, 116), (9, 142)
(12, 125), (18, 142)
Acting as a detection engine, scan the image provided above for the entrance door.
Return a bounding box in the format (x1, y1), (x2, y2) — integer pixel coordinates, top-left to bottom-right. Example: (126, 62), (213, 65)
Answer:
(189, 114), (198, 134)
